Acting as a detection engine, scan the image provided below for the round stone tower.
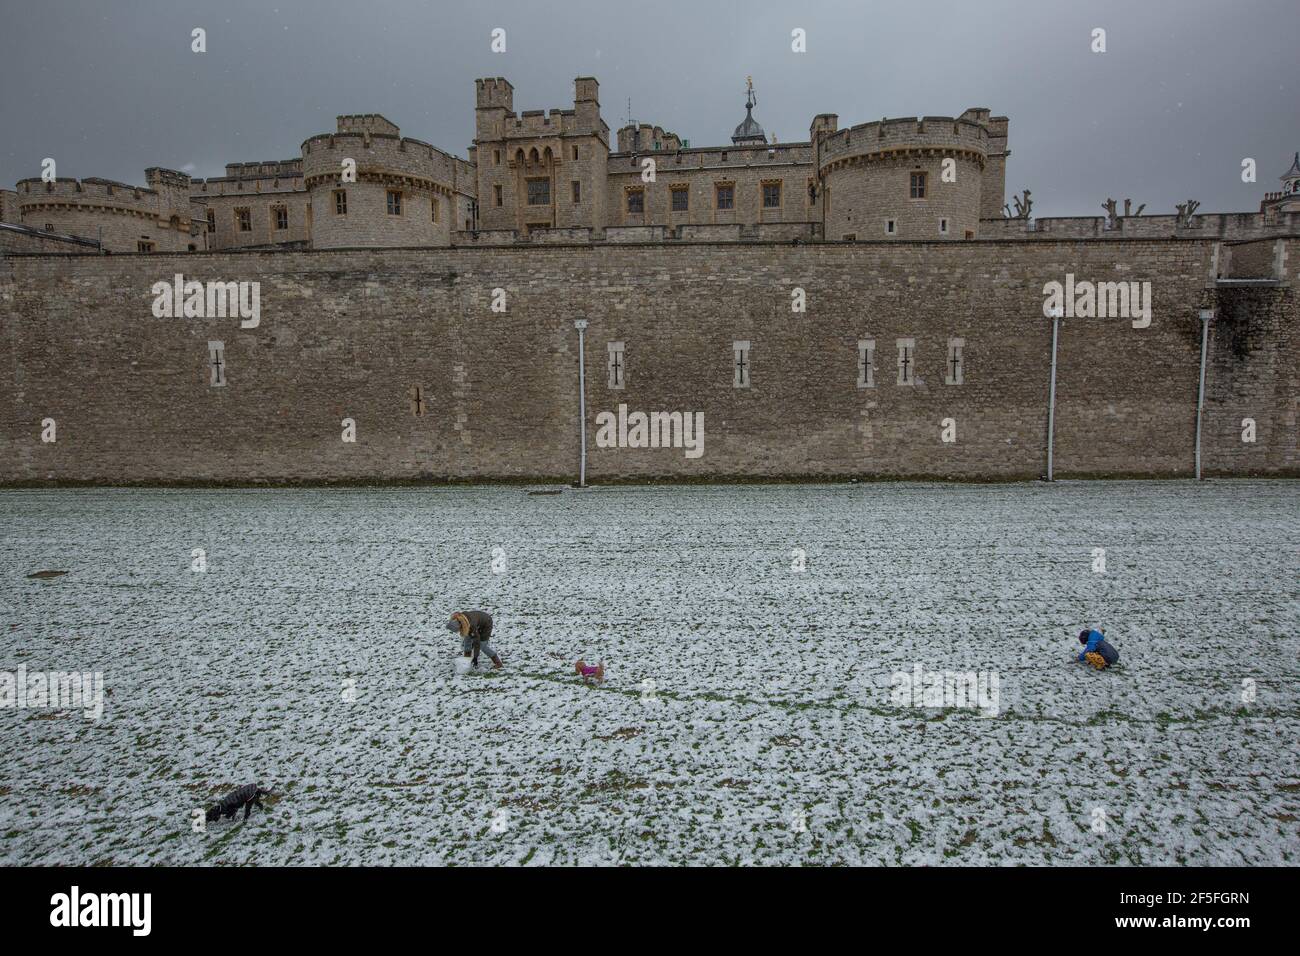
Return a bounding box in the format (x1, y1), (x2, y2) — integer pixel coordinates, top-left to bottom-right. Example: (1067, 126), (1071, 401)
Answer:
(816, 112), (990, 240)
(15, 169), (198, 252)
(302, 114), (461, 249)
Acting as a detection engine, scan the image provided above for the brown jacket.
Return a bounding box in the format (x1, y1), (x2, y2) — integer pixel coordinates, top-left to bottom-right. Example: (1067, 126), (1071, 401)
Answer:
(452, 610), (494, 661)
(457, 610), (493, 641)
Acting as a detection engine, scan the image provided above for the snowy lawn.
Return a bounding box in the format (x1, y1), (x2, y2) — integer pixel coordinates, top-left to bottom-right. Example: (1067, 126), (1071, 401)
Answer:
(1, 481), (1297, 865)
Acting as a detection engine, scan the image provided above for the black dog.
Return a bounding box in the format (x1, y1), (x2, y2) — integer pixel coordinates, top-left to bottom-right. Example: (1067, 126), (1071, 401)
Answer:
(206, 784), (269, 822)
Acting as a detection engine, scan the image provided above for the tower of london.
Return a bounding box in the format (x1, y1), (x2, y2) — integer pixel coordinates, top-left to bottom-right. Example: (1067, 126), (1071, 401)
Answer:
(3, 75), (1297, 255)
(1, 73), (1297, 486)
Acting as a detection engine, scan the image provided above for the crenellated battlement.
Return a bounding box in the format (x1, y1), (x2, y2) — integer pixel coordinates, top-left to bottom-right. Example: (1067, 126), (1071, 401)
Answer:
(191, 177), (303, 197)
(336, 113), (400, 136)
(607, 141), (811, 167)
(4, 73), (1292, 256)
(12, 171), (200, 252)
(502, 108), (582, 135)
(475, 77), (514, 111)
(301, 127), (469, 192)
(475, 76), (607, 146)
(144, 167), (193, 190)
(220, 159), (303, 180)
(16, 176), (157, 206)
(818, 114), (991, 173)
(616, 124), (682, 153)
(191, 159), (303, 197)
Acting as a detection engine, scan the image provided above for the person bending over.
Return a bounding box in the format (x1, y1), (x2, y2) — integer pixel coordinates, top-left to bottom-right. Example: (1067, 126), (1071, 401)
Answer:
(447, 610), (503, 669)
(1077, 627), (1119, 670)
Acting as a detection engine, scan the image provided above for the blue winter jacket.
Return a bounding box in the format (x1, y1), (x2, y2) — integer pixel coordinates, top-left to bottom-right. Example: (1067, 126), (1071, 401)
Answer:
(1078, 630), (1118, 664)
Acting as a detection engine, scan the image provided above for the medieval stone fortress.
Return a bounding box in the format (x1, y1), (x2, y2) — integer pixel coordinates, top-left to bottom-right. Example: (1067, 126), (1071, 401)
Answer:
(3, 75), (1299, 254)
(1, 75), (1298, 483)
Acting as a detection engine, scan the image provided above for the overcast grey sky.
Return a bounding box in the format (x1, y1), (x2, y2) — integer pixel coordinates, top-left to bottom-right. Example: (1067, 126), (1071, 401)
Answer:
(1, 0), (1295, 218)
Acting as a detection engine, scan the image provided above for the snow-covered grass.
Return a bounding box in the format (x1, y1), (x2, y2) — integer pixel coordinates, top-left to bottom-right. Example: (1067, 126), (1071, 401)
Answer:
(1, 481), (1297, 865)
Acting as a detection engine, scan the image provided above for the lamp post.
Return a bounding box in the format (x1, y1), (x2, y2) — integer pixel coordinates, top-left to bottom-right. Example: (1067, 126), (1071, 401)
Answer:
(1195, 308), (1214, 480)
(574, 319), (588, 487)
(1046, 304), (1063, 481)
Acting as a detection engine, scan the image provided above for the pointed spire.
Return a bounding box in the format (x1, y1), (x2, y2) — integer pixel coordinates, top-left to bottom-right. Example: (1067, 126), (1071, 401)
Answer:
(1282, 151), (1300, 181)
(732, 75), (766, 145)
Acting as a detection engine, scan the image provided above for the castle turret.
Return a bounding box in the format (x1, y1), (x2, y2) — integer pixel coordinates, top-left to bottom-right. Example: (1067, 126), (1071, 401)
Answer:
(15, 170), (200, 252)
(959, 110), (1009, 221)
(474, 78), (515, 143)
(616, 123), (681, 153)
(145, 167), (201, 240)
(471, 75), (609, 236)
(301, 114), (471, 248)
(1281, 152), (1300, 197)
(817, 110), (995, 240)
(1268, 150), (1300, 216)
(574, 77), (600, 129)
(1261, 151), (1300, 219)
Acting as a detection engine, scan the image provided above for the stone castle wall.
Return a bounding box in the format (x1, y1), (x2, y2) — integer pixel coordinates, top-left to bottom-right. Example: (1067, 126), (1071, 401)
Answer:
(1, 189), (21, 223)
(0, 222), (102, 254)
(192, 162), (309, 249)
(1, 238), (1295, 485)
(606, 144), (816, 230)
(8, 74), (1294, 254)
(982, 210), (1300, 241)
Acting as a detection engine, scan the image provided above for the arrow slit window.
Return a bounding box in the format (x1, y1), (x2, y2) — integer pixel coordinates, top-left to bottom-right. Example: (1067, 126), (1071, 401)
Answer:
(607, 342), (625, 389)
(858, 339), (875, 388)
(207, 341), (226, 387)
(896, 338), (915, 386)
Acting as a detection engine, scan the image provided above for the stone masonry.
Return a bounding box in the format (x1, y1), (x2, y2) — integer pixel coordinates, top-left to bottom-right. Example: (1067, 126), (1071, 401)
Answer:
(2, 74), (1297, 254)
(1, 237), (1295, 485)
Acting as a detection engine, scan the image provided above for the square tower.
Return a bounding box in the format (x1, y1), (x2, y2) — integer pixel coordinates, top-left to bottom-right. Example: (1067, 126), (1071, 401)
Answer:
(472, 76), (609, 235)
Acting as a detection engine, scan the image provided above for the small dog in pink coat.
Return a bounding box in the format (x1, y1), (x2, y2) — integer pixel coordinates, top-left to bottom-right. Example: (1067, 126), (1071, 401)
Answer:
(574, 660), (604, 685)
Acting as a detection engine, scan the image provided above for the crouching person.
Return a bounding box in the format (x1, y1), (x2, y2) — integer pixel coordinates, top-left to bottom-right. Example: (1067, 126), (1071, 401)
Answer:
(447, 610), (503, 669)
(1077, 628), (1119, 670)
